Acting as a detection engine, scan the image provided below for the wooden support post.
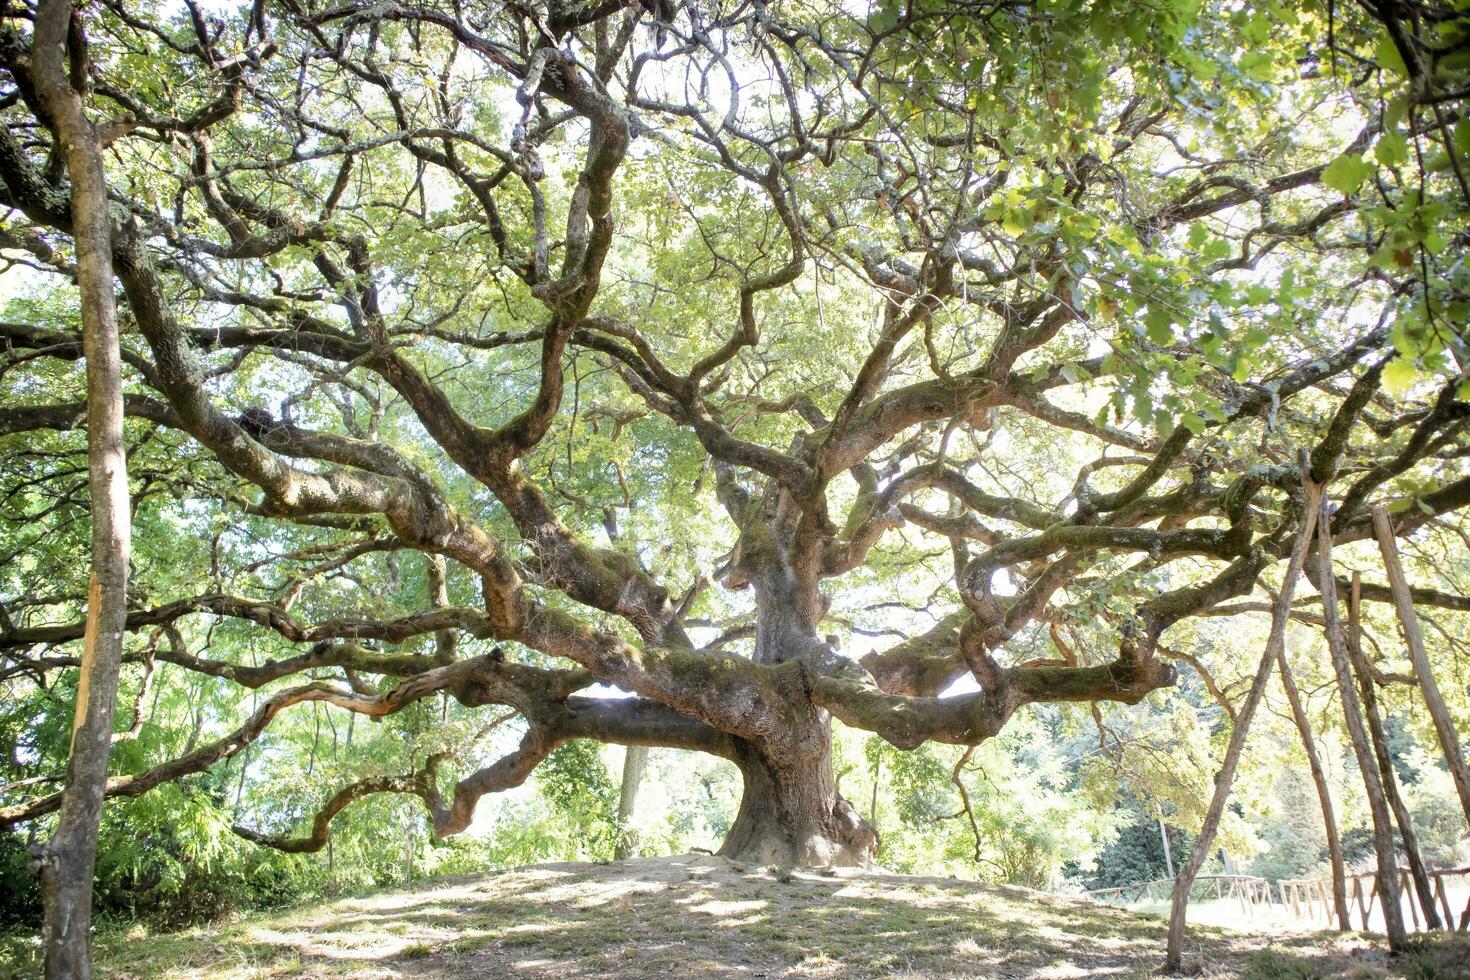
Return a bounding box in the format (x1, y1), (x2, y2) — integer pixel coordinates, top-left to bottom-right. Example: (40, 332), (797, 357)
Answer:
(1157, 807), (1175, 881)
(1277, 649), (1352, 930)
(1402, 869), (1421, 931)
(1349, 572), (1442, 929)
(1164, 466), (1323, 972)
(1436, 873), (1455, 931)
(1371, 506), (1470, 830)
(1318, 502), (1409, 949)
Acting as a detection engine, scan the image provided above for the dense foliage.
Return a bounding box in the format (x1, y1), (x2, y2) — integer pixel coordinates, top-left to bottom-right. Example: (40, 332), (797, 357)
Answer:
(0, 0), (1467, 942)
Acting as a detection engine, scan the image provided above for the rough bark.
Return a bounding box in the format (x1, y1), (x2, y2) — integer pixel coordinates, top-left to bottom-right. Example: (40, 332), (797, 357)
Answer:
(24, 4), (132, 978)
(1371, 506), (1470, 828)
(1165, 470), (1322, 972)
(1319, 502), (1407, 949)
(718, 733), (877, 867)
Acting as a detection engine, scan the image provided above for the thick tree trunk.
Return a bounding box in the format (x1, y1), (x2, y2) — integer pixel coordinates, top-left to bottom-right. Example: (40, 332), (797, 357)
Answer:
(28, 4), (131, 978)
(711, 563), (879, 867)
(718, 731), (877, 867)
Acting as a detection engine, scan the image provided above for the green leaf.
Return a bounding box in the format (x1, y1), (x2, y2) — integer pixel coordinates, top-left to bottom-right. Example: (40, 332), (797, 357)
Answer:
(1381, 355), (1418, 395)
(1145, 307), (1175, 345)
(1375, 35), (1408, 77)
(1237, 50), (1273, 83)
(1060, 362), (1092, 384)
(1202, 237), (1233, 261)
(1321, 154), (1369, 195)
(1180, 413), (1206, 435)
(1374, 131), (1408, 168)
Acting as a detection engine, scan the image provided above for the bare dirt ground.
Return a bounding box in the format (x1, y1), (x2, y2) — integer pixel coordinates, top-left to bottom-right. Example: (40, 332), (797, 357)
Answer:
(4, 855), (1467, 979)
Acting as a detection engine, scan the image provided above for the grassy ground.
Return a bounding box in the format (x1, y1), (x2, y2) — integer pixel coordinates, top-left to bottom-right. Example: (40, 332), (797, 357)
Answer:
(2, 856), (1467, 979)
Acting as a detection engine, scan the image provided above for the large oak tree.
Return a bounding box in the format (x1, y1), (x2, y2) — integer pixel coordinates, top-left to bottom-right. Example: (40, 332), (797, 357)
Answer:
(2, 0), (1468, 877)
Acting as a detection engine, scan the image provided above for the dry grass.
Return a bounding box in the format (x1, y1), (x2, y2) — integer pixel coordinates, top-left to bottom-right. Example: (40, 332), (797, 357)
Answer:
(2, 856), (1467, 979)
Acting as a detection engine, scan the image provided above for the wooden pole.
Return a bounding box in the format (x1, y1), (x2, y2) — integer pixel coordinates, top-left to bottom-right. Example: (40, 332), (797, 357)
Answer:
(1318, 502), (1408, 949)
(1370, 506), (1470, 830)
(1276, 650), (1352, 929)
(1435, 872), (1455, 931)
(1348, 571), (1442, 929)
(1402, 869), (1421, 931)
(1157, 806), (1175, 881)
(1164, 468), (1323, 972)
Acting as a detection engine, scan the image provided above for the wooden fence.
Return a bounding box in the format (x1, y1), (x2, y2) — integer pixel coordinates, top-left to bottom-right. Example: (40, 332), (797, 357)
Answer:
(1280, 866), (1470, 933)
(1085, 874), (1269, 915)
(1087, 866), (1470, 934)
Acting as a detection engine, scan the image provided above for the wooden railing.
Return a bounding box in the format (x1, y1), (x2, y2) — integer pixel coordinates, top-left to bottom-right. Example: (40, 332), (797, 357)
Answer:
(1085, 874), (1269, 913)
(1280, 866), (1470, 933)
(1086, 866), (1470, 934)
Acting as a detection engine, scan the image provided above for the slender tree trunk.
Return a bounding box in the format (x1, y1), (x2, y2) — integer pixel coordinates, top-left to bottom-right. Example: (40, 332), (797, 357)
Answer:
(182, 687), (206, 756)
(402, 804), (415, 883)
(1319, 503), (1407, 948)
(870, 752), (882, 827)
(1371, 506), (1470, 829)
(27, 5), (131, 977)
(235, 742), (251, 813)
(1349, 572), (1441, 929)
(1164, 472), (1322, 972)
(615, 744), (647, 860)
(1276, 650), (1352, 930)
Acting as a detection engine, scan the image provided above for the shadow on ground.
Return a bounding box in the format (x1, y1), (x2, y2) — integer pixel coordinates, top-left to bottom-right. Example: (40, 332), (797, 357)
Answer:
(6, 855), (1468, 978)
